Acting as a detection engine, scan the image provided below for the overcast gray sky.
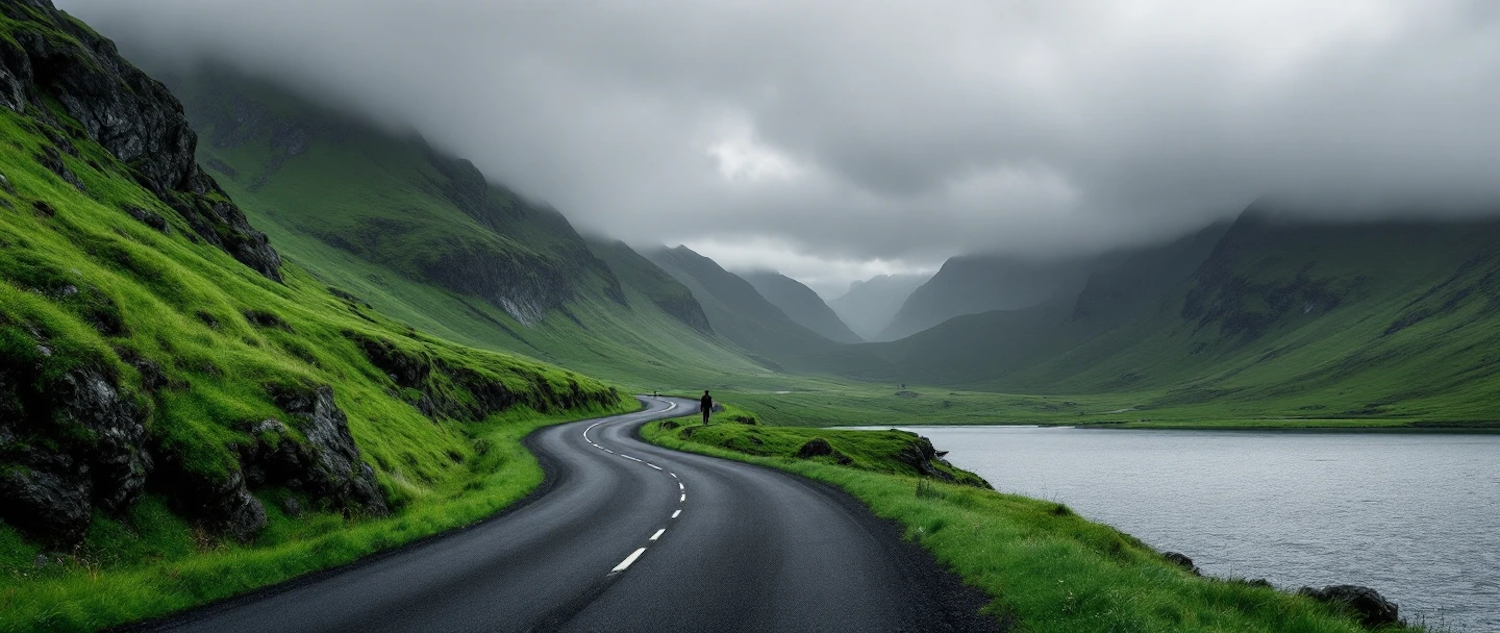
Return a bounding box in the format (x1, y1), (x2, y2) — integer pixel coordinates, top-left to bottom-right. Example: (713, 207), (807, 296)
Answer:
(61, 0), (1500, 297)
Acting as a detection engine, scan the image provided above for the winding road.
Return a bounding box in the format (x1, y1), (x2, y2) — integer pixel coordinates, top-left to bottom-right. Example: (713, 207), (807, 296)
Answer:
(141, 398), (997, 632)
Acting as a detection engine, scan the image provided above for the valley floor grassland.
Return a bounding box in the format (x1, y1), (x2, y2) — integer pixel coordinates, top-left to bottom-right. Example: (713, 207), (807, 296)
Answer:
(0, 401), (633, 633)
(641, 414), (1420, 633)
(690, 378), (1500, 431)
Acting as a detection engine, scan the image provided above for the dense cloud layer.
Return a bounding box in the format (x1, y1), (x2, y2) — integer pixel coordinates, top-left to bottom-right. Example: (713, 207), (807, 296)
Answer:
(60, 0), (1500, 289)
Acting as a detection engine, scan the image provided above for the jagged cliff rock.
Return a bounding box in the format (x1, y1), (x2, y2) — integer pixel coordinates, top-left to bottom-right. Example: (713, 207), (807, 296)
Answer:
(0, 0), (281, 281)
(0, 0), (393, 545)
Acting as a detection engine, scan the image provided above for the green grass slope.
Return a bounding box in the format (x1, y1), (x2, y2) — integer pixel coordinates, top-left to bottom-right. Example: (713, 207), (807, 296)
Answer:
(835, 207), (1500, 424)
(645, 245), (842, 371)
(150, 68), (770, 392)
(743, 270), (863, 343)
(0, 7), (631, 629)
(877, 253), (1099, 341)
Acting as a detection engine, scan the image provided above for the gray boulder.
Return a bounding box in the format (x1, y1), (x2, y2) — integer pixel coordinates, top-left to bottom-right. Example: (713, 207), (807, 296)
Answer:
(1162, 552), (1201, 576)
(1298, 584), (1400, 628)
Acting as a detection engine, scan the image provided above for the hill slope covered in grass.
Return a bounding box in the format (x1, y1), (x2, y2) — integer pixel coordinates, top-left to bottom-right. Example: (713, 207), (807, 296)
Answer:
(878, 253), (1101, 341)
(743, 270), (863, 344)
(645, 245), (843, 371)
(0, 4), (629, 629)
(834, 206), (1500, 423)
(150, 67), (771, 391)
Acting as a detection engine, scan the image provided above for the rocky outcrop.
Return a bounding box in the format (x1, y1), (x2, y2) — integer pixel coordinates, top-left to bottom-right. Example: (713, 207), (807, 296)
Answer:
(267, 385), (389, 516)
(0, 0), (282, 281)
(419, 244), (572, 326)
(896, 435), (992, 488)
(169, 470), (267, 543)
(896, 436), (951, 480)
(0, 349), (152, 544)
(1162, 552), (1201, 575)
(795, 437), (853, 465)
(1180, 211), (1345, 340)
(1298, 585), (1400, 629)
(796, 437), (835, 458)
(349, 332), (619, 421)
(423, 148), (628, 316)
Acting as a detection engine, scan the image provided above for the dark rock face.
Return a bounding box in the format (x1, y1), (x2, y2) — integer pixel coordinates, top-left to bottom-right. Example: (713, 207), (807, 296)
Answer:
(0, 466), (91, 544)
(269, 385), (389, 516)
(0, 0), (282, 281)
(181, 470), (267, 543)
(1162, 552), (1201, 575)
(896, 435), (992, 488)
(0, 353), (152, 543)
(1180, 213), (1346, 341)
(419, 244), (572, 326)
(896, 436), (948, 479)
(423, 149), (626, 318)
(52, 369), (152, 511)
(1298, 585), (1400, 629)
(123, 204), (170, 233)
(796, 437), (834, 458)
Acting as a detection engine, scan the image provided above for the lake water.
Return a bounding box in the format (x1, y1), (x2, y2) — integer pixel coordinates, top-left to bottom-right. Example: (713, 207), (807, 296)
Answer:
(876, 426), (1499, 631)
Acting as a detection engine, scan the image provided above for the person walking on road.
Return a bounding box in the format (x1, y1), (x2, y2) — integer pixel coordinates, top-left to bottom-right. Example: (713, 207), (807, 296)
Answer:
(700, 390), (713, 425)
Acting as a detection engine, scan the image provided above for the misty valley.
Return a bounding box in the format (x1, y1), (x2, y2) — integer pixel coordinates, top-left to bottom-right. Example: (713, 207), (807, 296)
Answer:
(3, 0), (1499, 632)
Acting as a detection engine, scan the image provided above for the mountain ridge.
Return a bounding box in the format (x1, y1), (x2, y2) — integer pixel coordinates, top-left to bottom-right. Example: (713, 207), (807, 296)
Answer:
(742, 270), (863, 344)
(829, 273), (932, 341)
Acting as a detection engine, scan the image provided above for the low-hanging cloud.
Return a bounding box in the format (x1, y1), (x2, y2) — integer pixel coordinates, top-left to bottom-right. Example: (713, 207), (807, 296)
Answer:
(59, 0), (1500, 286)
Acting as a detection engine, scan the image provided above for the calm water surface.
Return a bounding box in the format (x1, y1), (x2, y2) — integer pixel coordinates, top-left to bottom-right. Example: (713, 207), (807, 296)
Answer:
(881, 427), (1499, 631)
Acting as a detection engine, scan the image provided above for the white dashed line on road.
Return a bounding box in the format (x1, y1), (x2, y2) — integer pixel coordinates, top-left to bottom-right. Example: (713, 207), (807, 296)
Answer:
(588, 398), (692, 576)
(612, 547), (647, 573)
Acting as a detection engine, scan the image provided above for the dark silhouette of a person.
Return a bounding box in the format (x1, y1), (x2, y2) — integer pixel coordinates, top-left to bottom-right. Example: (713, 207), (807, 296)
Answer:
(700, 390), (713, 425)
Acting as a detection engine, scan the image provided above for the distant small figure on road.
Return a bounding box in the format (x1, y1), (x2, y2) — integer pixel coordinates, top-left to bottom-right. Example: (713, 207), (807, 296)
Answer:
(700, 390), (713, 425)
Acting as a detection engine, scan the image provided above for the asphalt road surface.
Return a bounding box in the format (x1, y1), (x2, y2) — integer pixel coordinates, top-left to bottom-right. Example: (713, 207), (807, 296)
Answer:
(139, 397), (998, 633)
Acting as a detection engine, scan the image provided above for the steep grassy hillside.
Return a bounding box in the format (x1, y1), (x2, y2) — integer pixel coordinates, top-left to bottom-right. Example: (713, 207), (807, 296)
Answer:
(166, 72), (619, 327)
(150, 68), (769, 391)
(878, 253), (1101, 340)
(586, 238), (711, 335)
(834, 207), (1500, 424)
(828, 273), (931, 340)
(839, 222), (1231, 384)
(0, 5), (629, 629)
(742, 271), (863, 343)
(645, 245), (842, 371)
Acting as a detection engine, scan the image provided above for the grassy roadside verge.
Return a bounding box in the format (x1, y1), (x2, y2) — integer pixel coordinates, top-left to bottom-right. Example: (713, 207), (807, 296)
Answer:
(0, 399), (634, 633)
(642, 415), (1416, 633)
